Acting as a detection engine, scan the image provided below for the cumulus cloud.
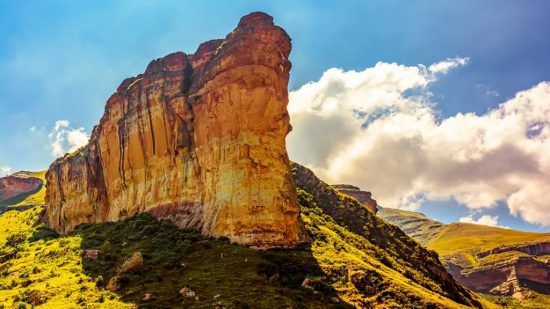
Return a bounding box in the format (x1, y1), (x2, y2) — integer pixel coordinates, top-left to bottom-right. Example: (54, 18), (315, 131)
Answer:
(48, 120), (90, 158)
(459, 214), (501, 227)
(287, 59), (550, 226)
(0, 166), (12, 177)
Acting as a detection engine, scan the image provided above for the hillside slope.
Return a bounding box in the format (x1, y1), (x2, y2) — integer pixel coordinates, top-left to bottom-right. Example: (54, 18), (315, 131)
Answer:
(0, 167), (490, 308)
(378, 206), (550, 305)
(378, 207), (445, 245)
(427, 223), (550, 297)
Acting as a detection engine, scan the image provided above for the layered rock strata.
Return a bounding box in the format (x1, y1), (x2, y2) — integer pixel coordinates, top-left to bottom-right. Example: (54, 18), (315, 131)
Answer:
(0, 172), (43, 202)
(332, 184), (378, 214)
(45, 12), (305, 247)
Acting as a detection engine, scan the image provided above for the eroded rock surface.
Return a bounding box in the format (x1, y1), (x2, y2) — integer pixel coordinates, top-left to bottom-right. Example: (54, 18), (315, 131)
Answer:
(332, 184), (378, 214)
(45, 12), (305, 247)
(0, 172), (42, 202)
(452, 247), (550, 298)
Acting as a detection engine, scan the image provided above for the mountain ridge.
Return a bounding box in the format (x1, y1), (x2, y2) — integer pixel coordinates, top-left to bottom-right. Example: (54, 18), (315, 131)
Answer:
(376, 201), (550, 302)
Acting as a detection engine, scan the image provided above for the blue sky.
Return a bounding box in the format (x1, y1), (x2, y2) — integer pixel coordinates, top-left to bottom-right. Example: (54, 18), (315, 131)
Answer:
(1, 1), (549, 231)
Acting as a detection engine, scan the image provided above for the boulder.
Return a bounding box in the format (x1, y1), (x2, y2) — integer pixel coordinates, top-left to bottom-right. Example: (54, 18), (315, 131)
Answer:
(83, 249), (100, 260)
(179, 287), (196, 299)
(117, 251), (143, 275)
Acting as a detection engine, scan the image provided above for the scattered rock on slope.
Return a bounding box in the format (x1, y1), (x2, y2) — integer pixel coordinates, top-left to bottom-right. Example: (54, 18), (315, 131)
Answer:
(117, 251), (144, 275)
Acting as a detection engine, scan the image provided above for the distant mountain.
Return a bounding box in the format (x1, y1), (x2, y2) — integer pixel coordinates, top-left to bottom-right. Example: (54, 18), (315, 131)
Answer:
(377, 205), (550, 304)
(0, 171), (45, 213)
(377, 207), (445, 245)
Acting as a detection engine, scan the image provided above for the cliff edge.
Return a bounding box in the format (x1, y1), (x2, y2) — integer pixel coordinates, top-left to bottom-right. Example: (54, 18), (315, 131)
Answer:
(44, 12), (306, 248)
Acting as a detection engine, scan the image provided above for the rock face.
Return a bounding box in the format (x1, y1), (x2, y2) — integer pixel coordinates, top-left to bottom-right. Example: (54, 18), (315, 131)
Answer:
(0, 172), (43, 202)
(332, 184), (378, 214)
(452, 243), (550, 298)
(44, 12), (305, 247)
(477, 241), (550, 258)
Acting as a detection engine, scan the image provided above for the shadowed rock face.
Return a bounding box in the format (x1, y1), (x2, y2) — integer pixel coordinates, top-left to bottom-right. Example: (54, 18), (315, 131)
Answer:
(44, 12), (306, 248)
(0, 173), (42, 202)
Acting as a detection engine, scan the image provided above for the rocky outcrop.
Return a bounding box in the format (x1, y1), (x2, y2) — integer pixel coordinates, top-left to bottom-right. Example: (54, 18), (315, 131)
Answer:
(0, 172), (43, 202)
(444, 240), (550, 298)
(452, 256), (550, 298)
(332, 184), (378, 214)
(44, 12), (306, 248)
(477, 241), (550, 258)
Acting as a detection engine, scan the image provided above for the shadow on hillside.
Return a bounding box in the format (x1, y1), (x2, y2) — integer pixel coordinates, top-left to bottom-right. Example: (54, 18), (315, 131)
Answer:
(65, 214), (351, 308)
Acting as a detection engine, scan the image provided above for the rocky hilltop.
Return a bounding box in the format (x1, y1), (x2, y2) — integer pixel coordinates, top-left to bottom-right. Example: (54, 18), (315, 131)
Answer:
(0, 171), (45, 213)
(0, 172), (42, 203)
(44, 12), (305, 247)
(332, 184), (378, 214)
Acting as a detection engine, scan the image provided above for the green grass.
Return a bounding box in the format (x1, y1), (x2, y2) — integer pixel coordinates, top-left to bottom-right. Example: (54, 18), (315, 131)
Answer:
(426, 223), (550, 269)
(0, 167), (496, 308)
(0, 205), (483, 308)
(377, 207), (445, 245)
(479, 292), (550, 308)
(376, 207), (550, 307)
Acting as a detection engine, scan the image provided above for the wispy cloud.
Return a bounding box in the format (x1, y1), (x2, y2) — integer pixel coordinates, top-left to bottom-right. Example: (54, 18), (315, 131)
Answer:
(287, 58), (550, 227)
(428, 57), (469, 74)
(48, 120), (89, 158)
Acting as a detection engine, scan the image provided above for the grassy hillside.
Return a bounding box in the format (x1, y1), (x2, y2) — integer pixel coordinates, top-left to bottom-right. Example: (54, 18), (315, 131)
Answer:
(426, 223), (550, 269)
(377, 206), (550, 307)
(0, 168), (494, 308)
(377, 207), (445, 245)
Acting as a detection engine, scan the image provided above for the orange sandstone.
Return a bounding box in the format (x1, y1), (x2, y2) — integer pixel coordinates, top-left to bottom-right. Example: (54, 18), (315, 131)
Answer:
(45, 12), (306, 247)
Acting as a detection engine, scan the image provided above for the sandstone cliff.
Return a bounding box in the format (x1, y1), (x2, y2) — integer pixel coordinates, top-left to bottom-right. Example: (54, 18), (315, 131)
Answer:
(0, 172), (42, 203)
(45, 12), (305, 247)
(332, 184), (378, 214)
(450, 241), (550, 298)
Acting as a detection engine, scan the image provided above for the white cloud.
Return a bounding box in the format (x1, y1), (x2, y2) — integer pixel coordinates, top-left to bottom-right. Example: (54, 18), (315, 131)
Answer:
(428, 57), (469, 74)
(287, 58), (550, 226)
(486, 89), (500, 97)
(459, 214), (501, 227)
(48, 120), (90, 158)
(0, 166), (12, 177)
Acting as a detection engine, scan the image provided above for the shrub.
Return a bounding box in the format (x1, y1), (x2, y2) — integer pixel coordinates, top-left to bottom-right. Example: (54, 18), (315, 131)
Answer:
(6, 232), (26, 248)
(28, 228), (58, 242)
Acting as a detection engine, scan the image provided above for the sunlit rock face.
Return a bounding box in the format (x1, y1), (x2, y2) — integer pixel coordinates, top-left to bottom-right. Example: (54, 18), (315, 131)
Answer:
(0, 172), (42, 202)
(332, 184), (378, 214)
(45, 12), (306, 248)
